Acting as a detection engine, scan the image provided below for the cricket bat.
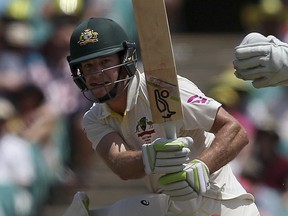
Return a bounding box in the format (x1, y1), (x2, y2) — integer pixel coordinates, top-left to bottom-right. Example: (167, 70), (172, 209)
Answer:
(132, 0), (183, 139)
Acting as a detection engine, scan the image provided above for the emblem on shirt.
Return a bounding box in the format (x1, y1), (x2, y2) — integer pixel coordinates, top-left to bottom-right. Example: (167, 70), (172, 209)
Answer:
(78, 29), (99, 46)
(187, 95), (209, 104)
(136, 117), (155, 143)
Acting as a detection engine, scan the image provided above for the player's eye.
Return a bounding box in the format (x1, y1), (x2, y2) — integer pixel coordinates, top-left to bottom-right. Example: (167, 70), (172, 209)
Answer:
(80, 63), (94, 75)
(82, 63), (93, 69)
(100, 58), (112, 67)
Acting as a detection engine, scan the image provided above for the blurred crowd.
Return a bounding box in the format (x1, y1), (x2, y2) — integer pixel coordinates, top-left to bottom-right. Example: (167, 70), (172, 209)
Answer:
(0, 0), (187, 214)
(0, 0), (92, 215)
(0, 0), (287, 216)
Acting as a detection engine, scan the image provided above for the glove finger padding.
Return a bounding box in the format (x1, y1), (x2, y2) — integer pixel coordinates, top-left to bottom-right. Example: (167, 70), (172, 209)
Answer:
(159, 180), (198, 201)
(250, 44), (288, 88)
(156, 147), (191, 158)
(159, 159), (210, 201)
(154, 148), (191, 173)
(233, 32), (288, 88)
(153, 137), (193, 151)
(171, 137), (193, 148)
(155, 150), (190, 166)
(185, 160), (210, 194)
(142, 137), (193, 174)
(153, 164), (186, 174)
(234, 32), (270, 60)
(234, 46), (271, 70)
(235, 43), (271, 60)
(240, 32), (270, 45)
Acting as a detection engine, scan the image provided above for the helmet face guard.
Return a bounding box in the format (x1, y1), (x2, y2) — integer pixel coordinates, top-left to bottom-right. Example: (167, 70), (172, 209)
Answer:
(69, 41), (137, 92)
(67, 18), (137, 102)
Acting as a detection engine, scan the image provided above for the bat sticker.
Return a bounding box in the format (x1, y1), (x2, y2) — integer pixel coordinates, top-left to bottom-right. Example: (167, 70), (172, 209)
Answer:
(154, 89), (176, 119)
(146, 75), (180, 120)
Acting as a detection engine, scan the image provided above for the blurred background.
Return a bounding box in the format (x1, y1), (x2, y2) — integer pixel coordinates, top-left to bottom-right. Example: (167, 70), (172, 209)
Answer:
(0, 0), (287, 216)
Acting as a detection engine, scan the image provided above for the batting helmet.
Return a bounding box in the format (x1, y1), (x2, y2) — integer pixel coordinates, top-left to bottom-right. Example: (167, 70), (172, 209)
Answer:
(67, 17), (137, 102)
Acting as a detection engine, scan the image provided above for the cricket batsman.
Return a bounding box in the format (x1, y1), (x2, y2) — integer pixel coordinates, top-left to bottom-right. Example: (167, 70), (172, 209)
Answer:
(63, 17), (259, 216)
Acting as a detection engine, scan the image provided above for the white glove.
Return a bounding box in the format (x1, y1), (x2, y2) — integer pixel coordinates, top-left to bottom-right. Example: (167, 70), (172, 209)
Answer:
(142, 137), (193, 174)
(233, 32), (288, 88)
(159, 159), (210, 201)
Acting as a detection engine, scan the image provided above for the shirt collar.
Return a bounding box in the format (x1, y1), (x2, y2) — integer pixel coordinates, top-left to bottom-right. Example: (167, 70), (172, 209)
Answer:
(126, 70), (141, 112)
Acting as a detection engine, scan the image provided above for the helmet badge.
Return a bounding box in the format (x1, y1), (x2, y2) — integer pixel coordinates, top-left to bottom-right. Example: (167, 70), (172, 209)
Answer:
(78, 29), (99, 46)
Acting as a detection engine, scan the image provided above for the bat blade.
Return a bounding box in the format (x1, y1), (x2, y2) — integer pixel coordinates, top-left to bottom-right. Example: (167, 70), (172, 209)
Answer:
(132, 0), (182, 139)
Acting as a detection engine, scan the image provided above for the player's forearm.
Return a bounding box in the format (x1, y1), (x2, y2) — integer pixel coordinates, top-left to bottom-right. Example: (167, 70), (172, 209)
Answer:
(101, 150), (146, 180)
(199, 113), (249, 174)
(96, 132), (147, 180)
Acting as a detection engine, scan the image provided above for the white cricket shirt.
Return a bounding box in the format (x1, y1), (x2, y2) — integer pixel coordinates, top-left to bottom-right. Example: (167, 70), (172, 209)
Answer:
(83, 71), (253, 201)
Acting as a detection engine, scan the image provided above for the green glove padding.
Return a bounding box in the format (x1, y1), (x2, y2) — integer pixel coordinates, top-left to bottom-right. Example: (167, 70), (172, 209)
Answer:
(142, 137), (193, 174)
(159, 159), (210, 201)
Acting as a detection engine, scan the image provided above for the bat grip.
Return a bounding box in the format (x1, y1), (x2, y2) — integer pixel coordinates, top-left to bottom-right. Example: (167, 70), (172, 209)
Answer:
(164, 121), (177, 139)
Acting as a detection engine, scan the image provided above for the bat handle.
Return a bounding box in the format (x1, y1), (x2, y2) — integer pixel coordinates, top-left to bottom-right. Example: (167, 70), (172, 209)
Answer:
(164, 121), (177, 139)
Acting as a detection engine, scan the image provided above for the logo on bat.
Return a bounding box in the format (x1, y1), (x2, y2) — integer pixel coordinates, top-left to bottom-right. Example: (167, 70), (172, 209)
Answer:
(146, 75), (180, 121)
(154, 89), (176, 119)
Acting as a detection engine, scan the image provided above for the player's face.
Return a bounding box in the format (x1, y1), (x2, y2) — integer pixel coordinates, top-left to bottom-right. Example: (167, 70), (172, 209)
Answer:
(80, 54), (121, 98)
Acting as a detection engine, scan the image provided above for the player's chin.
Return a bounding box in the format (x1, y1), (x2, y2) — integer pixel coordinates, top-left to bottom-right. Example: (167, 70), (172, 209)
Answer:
(90, 88), (107, 98)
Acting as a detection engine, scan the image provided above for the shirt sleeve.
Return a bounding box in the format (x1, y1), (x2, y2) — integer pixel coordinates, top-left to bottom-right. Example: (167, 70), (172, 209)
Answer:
(83, 108), (115, 150)
(178, 76), (222, 131)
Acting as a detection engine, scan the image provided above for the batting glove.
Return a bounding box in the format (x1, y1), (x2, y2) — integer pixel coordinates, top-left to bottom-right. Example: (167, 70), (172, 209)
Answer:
(233, 32), (288, 88)
(159, 159), (210, 201)
(142, 137), (193, 174)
